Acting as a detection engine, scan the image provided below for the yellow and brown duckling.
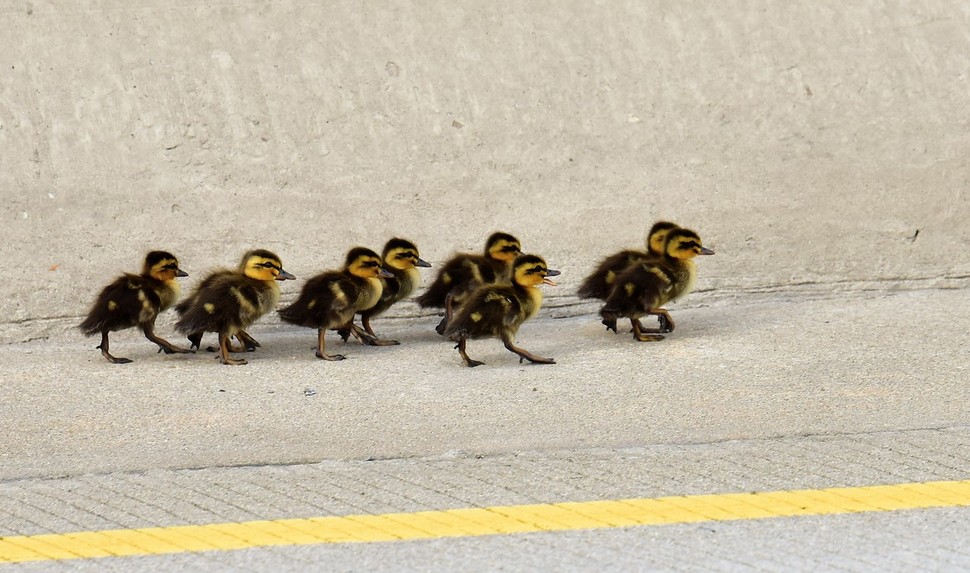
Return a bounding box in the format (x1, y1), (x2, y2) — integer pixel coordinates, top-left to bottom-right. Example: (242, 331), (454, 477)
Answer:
(578, 220), (679, 333)
(174, 249), (295, 365)
(79, 250), (192, 364)
(175, 252), (263, 353)
(444, 254), (560, 367)
(416, 231), (522, 335)
(337, 238), (431, 345)
(278, 247), (393, 361)
(599, 228), (714, 342)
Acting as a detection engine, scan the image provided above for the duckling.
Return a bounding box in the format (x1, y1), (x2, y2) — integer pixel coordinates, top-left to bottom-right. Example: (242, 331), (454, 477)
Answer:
(444, 254), (560, 367)
(278, 247), (393, 361)
(599, 228), (714, 342)
(174, 250), (296, 365)
(79, 251), (193, 364)
(578, 220), (679, 334)
(336, 238), (431, 345)
(416, 232), (521, 335)
(176, 252), (263, 352)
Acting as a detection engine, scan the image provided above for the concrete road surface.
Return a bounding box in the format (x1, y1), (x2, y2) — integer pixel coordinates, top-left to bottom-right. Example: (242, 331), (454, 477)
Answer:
(2, 1), (969, 570)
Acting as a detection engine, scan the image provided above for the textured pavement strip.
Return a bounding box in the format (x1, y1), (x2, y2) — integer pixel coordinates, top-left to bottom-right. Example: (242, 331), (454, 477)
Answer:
(0, 428), (968, 568)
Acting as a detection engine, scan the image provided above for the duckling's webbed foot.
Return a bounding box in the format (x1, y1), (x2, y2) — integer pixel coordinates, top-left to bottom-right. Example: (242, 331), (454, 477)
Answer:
(144, 326), (193, 355)
(236, 330), (261, 352)
(97, 332), (132, 364)
(455, 336), (483, 367)
(502, 336), (555, 365)
(316, 328), (345, 361)
(335, 326), (352, 343)
(631, 319), (664, 342)
(218, 333), (248, 365)
(347, 324), (399, 346)
(629, 318), (662, 335)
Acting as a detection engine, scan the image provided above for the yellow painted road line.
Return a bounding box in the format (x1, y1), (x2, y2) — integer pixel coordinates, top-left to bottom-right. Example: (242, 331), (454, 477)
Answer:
(1, 479), (968, 564)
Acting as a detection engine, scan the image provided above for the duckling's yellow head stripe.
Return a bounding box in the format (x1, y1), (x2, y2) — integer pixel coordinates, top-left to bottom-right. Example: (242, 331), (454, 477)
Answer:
(647, 221), (679, 255)
(243, 256), (285, 280)
(485, 232), (522, 261)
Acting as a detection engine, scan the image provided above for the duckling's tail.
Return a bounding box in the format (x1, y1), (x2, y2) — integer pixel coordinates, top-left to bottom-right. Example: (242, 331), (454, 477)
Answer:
(416, 277), (451, 308)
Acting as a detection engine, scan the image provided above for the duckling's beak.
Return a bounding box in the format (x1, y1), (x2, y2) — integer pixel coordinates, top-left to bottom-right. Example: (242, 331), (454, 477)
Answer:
(543, 269), (561, 286)
(379, 267), (394, 278)
(176, 268), (189, 278)
(415, 257), (432, 268)
(700, 247), (715, 255)
(276, 269), (297, 281)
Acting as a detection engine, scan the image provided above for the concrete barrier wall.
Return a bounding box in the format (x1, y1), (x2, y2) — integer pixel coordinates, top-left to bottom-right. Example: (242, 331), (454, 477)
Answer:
(2, 1), (968, 341)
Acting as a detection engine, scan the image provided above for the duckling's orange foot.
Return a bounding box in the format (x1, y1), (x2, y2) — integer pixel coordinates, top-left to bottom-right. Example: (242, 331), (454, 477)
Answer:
(221, 356), (248, 365)
(523, 355), (556, 365)
(316, 351), (346, 361)
(634, 333), (665, 342)
(97, 342), (132, 364)
(157, 345), (194, 355)
(102, 353), (133, 365)
(364, 337), (400, 346)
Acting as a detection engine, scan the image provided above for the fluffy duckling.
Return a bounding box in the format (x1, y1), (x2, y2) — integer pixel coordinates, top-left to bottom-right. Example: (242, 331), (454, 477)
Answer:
(337, 238), (431, 345)
(578, 220), (679, 333)
(79, 251), (192, 364)
(444, 254), (560, 367)
(278, 247), (393, 361)
(175, 250), (295, 365)
(176, 253), (262, 353)
(599, 228), (714, 342)
(416, 232), (522, 334)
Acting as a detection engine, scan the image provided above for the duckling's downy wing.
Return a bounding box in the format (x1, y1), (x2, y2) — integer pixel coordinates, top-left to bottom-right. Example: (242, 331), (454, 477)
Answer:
(445, 286), (522, 338)
(80, 274), (152, 333)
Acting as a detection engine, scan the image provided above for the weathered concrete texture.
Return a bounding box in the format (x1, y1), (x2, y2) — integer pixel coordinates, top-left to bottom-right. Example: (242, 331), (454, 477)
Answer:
(2, 1), (969, 342)
(2, 289), (967, 482)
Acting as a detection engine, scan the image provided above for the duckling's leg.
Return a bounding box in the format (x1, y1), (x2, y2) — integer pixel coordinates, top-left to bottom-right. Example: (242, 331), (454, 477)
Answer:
(632, 319), (665, 342)
(354, 318), (400, 346)
(455, 334), (484, 367)
(316, 328), (346, 361)
(218, 332), (248, 365)
(436, 293), (455, 335)
(501, 335), (555, 365)
(143, 325), (193, 355)
(97, 331), (132, 364)
(204, 333), (255, 353)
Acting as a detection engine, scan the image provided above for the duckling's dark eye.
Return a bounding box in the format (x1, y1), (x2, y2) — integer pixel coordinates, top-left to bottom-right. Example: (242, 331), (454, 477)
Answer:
(261, 262), (280, 270)
(501, 246), (520, 253)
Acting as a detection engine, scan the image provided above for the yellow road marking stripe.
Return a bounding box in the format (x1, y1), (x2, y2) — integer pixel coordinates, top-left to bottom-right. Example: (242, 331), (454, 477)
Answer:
(2, 479), (968, 564)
